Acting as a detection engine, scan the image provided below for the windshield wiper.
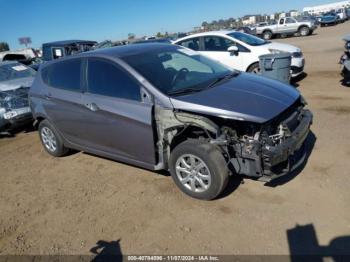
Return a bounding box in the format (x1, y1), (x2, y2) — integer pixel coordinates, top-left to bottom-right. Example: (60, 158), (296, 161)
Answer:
(168, 71), (240, 96)
(206, 71), (240, 89)
(168, 87), (204, 96)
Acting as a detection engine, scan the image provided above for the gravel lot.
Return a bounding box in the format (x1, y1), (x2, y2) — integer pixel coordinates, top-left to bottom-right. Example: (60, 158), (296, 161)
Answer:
(1, 22), (350, 257)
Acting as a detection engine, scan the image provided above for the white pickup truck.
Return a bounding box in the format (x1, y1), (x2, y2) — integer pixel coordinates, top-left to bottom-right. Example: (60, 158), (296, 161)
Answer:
(256, 17), (317, 40)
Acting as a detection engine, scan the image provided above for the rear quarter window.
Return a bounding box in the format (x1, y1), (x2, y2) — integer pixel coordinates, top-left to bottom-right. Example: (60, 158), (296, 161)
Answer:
(41, 58), (81, 92)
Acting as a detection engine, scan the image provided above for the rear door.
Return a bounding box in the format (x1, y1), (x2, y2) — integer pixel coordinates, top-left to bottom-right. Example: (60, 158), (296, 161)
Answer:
(80, 57), (156, 165)
(41, 58), (87, 145)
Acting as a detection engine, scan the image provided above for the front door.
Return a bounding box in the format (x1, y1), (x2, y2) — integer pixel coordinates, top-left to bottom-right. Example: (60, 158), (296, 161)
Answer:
(199, 36), (246, 71)
(79, 57), (156, 165)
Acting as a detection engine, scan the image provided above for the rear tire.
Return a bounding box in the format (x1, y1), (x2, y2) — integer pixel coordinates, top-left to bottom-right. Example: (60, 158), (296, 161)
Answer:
(262, 31), (273, 40)
(169, 140), (229, 200)
(299, 26), (310, 37)
(247, 63), (260, 74)
(38, 120), (69, 157)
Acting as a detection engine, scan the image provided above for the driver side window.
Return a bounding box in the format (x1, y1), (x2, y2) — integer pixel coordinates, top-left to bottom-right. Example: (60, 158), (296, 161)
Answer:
(279, 18), (285, 25)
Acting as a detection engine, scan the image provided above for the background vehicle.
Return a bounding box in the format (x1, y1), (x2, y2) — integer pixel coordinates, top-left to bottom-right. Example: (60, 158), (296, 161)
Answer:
(42, 40), (97, 61)
(29, 44), (312, 200)
(335, 8), (348, 22)
(0, 48), (42, 71)
(320, 14), (339, 27)
(93, 40), (125, 50)
(174, 31), (305, 77)
(340, 35), (350, 86)
(298, 16), (320, 26)
(131, 38), (173, 44)
(236, 26), (257, 35)
(256, 17), (317, 40)
(0, 61), (35, 134)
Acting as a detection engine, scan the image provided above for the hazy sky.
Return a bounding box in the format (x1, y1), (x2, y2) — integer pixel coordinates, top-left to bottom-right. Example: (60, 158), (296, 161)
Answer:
(1, 0), (336, 49)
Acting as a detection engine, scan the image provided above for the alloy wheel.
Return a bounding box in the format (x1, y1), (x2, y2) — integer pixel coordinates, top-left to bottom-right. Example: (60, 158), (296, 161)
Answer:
(41, 127), (57, 152)
(175, 154), (212, 193)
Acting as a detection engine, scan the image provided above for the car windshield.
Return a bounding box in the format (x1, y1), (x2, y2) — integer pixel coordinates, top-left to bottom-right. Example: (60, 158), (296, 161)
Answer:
(0, 63), (36, 82)
(227, 32), (268, 46)
(122, 47), (233, 96)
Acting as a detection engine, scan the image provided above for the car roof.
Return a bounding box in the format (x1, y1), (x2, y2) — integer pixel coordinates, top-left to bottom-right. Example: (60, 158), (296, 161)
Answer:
(78, 43), (179, 59)
(174, 30), (235, 42)
(42, 40), (97, 47)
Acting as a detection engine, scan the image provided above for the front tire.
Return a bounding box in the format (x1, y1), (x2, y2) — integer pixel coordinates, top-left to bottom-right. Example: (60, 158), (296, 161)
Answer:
(38, 119), (69, 157)
(169, 140), (229, 200)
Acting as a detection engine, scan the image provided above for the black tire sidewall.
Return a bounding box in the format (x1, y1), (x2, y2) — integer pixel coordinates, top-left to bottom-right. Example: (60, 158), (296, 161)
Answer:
(38, 120), (67, 157)
(300, 26), (310, 36)
(263, 31), (272, 40)
(248, 63), (260, 73)
(169, 140), (229, 200)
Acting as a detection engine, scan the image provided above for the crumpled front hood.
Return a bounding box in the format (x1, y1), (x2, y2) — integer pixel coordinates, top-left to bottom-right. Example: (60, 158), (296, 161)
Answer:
(0, 77), (34, 92)
(170, 73), (300, 123)
(265, 42), (301, 53)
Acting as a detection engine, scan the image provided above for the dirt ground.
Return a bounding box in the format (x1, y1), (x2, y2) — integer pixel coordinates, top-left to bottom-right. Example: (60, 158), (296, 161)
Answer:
(1, 22), (350, 257)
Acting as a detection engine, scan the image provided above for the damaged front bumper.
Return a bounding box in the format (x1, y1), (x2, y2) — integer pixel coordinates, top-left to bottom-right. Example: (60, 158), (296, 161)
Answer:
(230, 109), (313, 182)
(0, 107), (32, 132)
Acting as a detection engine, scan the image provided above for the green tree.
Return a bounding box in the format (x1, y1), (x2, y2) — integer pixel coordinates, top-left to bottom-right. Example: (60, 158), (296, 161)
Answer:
(156, 32), (163, 38)
(0, 42), (10, 52)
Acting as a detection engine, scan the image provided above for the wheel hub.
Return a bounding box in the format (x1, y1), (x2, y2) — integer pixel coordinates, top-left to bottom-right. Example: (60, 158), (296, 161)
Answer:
(175, 154), (212, 193)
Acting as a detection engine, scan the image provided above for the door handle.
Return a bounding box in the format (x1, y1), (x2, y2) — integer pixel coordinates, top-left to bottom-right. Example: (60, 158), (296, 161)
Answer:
(85, 102), (99, 112)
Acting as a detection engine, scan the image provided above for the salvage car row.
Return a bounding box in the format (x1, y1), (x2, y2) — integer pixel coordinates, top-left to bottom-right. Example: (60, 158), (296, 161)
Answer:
(0, 31), (306, 135)
(3, 25), (350, 200)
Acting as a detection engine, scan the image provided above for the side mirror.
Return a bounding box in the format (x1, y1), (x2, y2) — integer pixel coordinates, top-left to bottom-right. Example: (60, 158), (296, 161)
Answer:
(228, 46), (239, 54)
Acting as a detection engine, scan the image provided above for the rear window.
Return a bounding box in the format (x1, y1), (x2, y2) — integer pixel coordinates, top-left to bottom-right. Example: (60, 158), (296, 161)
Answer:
(42, 59), (81, 92)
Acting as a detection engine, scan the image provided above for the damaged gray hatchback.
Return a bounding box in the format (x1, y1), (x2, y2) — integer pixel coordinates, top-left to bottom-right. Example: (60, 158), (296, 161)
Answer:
(29, 44), (313, 200)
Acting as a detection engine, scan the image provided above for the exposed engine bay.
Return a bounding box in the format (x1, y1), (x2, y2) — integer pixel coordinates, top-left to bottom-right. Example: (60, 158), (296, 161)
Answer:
(155, 96), (313, 182)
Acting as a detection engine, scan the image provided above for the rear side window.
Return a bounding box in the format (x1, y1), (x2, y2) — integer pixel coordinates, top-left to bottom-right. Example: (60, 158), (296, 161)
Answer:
(42, 59), (81, 92)
(177, 38), (200, 51)
(87, 58), (140, 101)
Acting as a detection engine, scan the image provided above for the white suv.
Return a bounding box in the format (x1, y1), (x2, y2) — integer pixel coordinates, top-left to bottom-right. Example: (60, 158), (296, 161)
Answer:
(174, 31), (305, 78)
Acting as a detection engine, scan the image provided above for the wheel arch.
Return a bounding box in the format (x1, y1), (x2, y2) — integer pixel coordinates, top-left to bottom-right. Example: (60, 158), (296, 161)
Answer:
(262, 29), (273, 35)
(33, 114), (46, 128)
(298, 24), (310, 31)
(246, 61), (260, 72)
